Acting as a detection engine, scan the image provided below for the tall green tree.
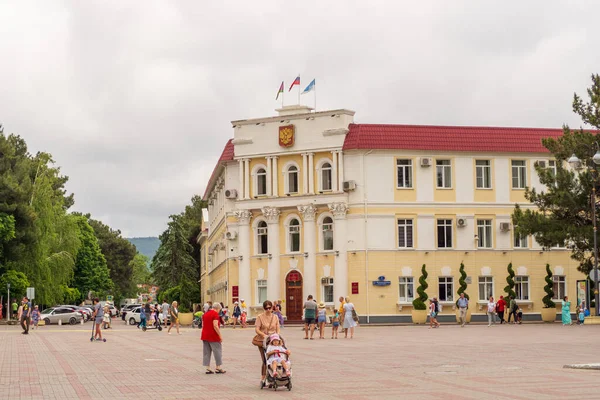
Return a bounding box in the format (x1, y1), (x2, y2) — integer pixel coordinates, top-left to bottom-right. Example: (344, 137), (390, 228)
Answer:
(512, 74), (600, 274)
(130, 253), (151, 293)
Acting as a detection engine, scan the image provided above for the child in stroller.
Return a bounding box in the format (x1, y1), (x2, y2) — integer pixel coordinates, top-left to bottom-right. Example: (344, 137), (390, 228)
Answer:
(261, 334), (292, 391)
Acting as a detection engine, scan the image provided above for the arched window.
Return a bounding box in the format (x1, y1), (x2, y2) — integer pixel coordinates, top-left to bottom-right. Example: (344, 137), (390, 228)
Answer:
(287, 165), (299, 194)
(322, 216), (334, 250)
(288, 218), (301, 252)
(257, 221), (268, 254)
(256, 168), (267, 196)
(321, 162), (332, 191)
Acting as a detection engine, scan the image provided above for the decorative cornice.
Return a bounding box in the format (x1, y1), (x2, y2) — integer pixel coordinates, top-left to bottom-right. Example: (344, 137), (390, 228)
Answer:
(323, 128), (349, 137)
(231, 138), (253, 145)
(297, 204), (317, 222)
(233, 209), (252, 225)
(261, 206), (281, 223)
(328, 202), (348, 219)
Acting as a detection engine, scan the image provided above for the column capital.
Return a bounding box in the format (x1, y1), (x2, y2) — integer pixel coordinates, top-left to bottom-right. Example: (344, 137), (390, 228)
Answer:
(297, 204), (318, 222)
(328, 202), (348, 219)
(233, 209), (253, 225)
(261, 206), (281, 223)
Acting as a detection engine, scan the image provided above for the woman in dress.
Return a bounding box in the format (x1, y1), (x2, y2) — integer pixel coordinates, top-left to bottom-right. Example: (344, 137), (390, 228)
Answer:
(274, 300), (284, 328)
(231, 301), (241, 329)
(561, 296), (572, 325)
(254, 300), (280, 384)
(341, 296), (357, 339)
(168, 301), (181, 334)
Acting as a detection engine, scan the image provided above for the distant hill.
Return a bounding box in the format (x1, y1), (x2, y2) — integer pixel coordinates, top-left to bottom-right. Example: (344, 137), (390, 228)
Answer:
(127, 237), (160, 262)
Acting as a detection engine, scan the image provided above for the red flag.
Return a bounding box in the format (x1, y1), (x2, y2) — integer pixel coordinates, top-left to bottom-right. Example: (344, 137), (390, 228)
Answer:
(288, 76), (300, 91)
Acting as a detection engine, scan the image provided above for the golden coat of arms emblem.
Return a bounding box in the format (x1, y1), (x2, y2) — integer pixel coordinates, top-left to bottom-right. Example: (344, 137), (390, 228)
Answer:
(278, 125), (295, 148)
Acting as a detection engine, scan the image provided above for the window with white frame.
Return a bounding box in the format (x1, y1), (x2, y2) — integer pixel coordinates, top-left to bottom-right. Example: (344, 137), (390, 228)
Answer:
(256, 168), (267, 196)
(437, 219), (453, 248)
(322, 277), (334, 303)
(438, 277), (454, 301)
(287, 165), (299, 194)
(514, 228), (528, 248)
(288, 218), (301, 253)
(476, 160), (492, 189)
(548, 160), (557, 177)
(478, 276), (494, 301)
(399, 277), (414, 302)
(322, 216), (334, 251)
(320, 162), (332, 191)
(477, 219), (493, 248)
(515, 276), (529, 300)
(257, 221), (268, 254)
(257, 279), (267, 304)
(552, 275), (566, 300)
(436, 159), (452, 188)
(397, 219), (414, 248)
(396, 159), (413, 188)
(511, 160), (527, 189)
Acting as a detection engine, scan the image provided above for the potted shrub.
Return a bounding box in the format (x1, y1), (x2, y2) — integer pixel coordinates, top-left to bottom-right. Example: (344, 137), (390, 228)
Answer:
(541, 264), (557, 322)
(455, 262), (472, 324)
(411, 264), (429, 324)
(504, 262), (517, 302)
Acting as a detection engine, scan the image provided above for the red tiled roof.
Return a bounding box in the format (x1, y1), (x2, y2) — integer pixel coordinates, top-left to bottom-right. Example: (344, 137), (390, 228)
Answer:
(203, 139), (234, 200)
(343, 123), (567, 153)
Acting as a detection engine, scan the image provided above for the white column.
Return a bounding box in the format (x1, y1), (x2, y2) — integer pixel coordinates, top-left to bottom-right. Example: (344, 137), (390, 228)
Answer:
(298, 204), (317, 300)
(329, 203), (348, 303)
(244, 159), (250, 200)
(337, 151), (344, 192)
(308, 153), (315, 194)
(266, 156), (272, 197)
(331, 151), (338, 192)
(234, 210), (252, 306)
(302, 153), (308, 194)
(238, 159), (244, 199)
(263, 206), (281, 302)
(272, 157), (279, 197)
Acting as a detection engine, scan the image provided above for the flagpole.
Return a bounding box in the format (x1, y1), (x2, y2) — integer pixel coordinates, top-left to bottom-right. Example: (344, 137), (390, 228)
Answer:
(314, 80), (317, 111)
(282, 82), (284, 108)
(297, 73), (301, 105)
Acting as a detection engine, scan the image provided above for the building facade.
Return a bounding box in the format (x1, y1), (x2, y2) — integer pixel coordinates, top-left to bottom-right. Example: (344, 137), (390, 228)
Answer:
(201, 105), (584, 322)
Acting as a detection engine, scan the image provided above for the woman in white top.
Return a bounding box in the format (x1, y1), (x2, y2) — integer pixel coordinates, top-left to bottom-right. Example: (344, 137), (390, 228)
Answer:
(487, 296), (497, 327)
(341, 297), (357, 339)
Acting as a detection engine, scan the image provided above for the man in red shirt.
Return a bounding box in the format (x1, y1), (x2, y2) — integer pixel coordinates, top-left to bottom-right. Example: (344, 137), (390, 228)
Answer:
(496, 295), (507, 324)
(202, 302), (225, 374)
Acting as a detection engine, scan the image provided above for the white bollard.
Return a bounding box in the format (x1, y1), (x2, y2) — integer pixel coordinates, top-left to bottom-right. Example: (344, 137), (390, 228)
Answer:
(58, 319), (62, 326)
(80, 318), (84, 325)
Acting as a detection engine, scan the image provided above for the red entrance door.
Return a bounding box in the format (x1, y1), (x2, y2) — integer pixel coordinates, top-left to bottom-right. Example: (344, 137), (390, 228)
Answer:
(285, 271), (303, 322)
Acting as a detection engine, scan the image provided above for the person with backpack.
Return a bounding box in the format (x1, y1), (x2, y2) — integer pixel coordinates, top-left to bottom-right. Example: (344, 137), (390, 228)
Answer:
(428, 298), (440, 328)
(508, 296), (518, 324)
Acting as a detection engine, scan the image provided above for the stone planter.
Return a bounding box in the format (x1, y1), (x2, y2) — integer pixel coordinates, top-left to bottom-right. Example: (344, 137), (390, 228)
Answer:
(178, 312), (193, 326)
(541, 307), (557, 323)
(455, 308), (472, 324)
(411, 309), (428, 324)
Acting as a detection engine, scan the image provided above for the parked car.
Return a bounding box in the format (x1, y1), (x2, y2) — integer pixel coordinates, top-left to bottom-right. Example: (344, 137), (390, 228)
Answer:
(121, 304), (142, 321)
(106, 305), (118, 317)
(40, 307), (83, 325)
(126, 307), (165, 326)
(75, 306), (92, 321)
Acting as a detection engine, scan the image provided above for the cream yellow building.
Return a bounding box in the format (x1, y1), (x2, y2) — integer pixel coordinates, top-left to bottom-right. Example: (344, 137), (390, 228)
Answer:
(201, 105), (584, 322)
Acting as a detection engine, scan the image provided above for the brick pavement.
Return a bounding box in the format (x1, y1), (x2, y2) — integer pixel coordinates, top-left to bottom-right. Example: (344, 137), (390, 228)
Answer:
(1, 321), (600, 399)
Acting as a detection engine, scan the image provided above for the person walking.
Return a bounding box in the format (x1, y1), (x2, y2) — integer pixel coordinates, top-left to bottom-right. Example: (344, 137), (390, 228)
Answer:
(254, 300), (280, 384)
(508, 297), (518, 324)
(274, 300), (284, 328)
(317, 302), (327, 338)
(303, 295), (317, 340)
(496, 296), (506, 324)
(232, 301), (241, 329)
(31, 305), (40, 330)
(561, 296), (572, 325)
(487, 296), (497, 327)
(202, 302), (225, 374)
(168, 301), (180, 334)
(138, 305), (147, 330)
(20, 297), (31, 335)
(428, 298), (440, 328)
(341, 297), (357, 339)
(91, 298), (103, 341)
(457, 292), (469, 327)
(12, 300), (18, 320)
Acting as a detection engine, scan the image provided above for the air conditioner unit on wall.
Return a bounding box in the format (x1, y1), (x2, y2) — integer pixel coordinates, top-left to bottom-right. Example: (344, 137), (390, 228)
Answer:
(457, 218), (467, 228)
(225, 189), (238, 199)
(499, 222), (511, 232)
(343, 180), (356, 191)
(225, 230), (237, 240)
(420, 157), (432, 167)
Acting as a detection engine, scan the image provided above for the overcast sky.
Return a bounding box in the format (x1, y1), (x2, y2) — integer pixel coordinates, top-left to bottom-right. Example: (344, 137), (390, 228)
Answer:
(1, 1), (599, 237)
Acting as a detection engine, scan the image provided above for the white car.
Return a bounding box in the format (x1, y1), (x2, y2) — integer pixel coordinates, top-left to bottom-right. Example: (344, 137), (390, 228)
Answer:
(126, 307), (166, 326)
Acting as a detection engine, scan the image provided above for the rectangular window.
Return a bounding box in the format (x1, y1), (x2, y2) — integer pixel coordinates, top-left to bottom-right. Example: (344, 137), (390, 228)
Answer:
(511, 160), (527, 189)
(515, 276), (529, 300)
(397, 219), (414, 248)
(436, 160), (452, 188)
(323, 220), (334, 251)
(478, 276), (494, 301)
(257, 279), (267, 304)
(437, 219), (453, 248)
(323, 279), (334, 303)
(289, 225), (300, 252)
(475, 160), (492, 189)
(548, 160), (557, 178)
(396, 159), (413, 188)
(477, 219), (493, 248)
(514, 229), (528, 248)
(438, 277), (454, 302)
(552, 276), (566, 300)
(399, 277), (414, 302)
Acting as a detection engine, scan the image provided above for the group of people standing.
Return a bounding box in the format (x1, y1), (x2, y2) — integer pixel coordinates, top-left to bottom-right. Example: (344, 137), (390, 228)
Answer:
(303, 295), (358, 339)
(435, 293), (523, 328)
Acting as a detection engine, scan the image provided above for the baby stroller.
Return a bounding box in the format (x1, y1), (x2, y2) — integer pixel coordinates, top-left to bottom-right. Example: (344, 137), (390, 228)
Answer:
(260, 334), (292, 391)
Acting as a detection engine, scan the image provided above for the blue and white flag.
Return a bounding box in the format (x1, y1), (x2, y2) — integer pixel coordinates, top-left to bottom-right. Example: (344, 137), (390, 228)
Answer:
(301, 79), (315, 94)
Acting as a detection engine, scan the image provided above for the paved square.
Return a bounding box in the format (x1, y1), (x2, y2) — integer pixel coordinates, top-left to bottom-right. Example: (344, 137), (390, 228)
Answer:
(1, 321), (599, 399)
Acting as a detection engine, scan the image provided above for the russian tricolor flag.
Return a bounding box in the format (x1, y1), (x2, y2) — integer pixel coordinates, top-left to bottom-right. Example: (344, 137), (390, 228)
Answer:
(288, 75), (300, 91)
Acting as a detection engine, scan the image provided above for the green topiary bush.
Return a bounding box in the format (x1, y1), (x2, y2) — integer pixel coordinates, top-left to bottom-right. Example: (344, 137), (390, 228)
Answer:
(543, 263), (556, 308)
(504, 262), (516, 300)
(412, 264), (428, 310)
(456, 262), (469, 305)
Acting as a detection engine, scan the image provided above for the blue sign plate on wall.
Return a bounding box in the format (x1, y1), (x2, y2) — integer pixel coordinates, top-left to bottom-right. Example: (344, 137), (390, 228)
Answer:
(373, 276), (391, 286)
